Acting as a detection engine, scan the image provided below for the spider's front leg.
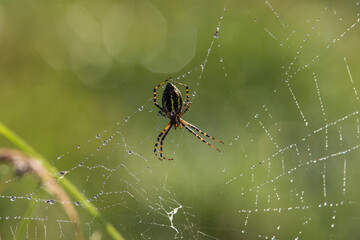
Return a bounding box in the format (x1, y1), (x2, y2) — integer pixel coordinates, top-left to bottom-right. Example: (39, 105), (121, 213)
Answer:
(154, 123), (173, 161)
(173, 81), (190, 102)
(153, 78), (171, 110)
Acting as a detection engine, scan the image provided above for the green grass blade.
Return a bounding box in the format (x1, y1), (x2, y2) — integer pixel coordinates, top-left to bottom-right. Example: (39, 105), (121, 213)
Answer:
(0, 122), (126, 240)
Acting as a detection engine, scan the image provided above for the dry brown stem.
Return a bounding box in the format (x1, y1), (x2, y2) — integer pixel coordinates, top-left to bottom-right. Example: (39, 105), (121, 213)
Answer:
(0, 148), (83, 240)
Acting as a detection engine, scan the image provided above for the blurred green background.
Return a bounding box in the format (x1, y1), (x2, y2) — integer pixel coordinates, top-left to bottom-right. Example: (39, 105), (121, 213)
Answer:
(1, 0), (360, 239)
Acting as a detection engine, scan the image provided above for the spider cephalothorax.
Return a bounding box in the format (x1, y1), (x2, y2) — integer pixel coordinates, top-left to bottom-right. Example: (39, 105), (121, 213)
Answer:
(153, 78), (223, 160)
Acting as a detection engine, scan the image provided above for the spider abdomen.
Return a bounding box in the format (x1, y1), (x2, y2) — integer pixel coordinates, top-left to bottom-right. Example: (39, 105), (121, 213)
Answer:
(162, 83), (183, 116)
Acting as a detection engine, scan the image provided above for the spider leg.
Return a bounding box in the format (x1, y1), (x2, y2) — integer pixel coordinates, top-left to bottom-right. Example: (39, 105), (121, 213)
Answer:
(181, 122), (222, 152)
(154, 78), (171, 110)
(160, 124), (173, 161)
(173, 81), (190, 102)
(154, 123), (173, 160)
(180, 102), (192, 117)
(158, 111), (167, 118)
(181, 119), (224, 144)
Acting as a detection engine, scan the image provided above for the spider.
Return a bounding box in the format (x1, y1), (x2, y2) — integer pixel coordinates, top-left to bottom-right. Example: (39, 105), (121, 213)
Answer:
(153, 78), (224, 160)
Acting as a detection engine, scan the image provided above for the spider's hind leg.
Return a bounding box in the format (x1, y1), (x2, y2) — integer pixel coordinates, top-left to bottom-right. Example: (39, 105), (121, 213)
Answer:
(181, 122), (222, 152)
(181, 119), (224, 144)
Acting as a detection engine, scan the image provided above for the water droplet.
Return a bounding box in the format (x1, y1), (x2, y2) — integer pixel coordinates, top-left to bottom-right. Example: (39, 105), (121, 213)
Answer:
(148, 108), (153, 113)
(77, 145), (81, 149)
(59, 171), (69, 178)
(78, 162), (83, 167)
(125, 116), (130, 122)
(75, 201), (81, 206)
(138, 106), (144, 111)
(27, 196), (32, 200)
(200, 63), (204, 71)
(254, 18), (258, 22)
(96, 134), (100, 139)
(128, 151), (133, 155)
(255, 114), (259, 118)
(235, 136), (239, 140)
(99, 191), (103, 195)
(220, 58), (223, 63)
(46, 200), (55, 205)
(97, 147), (101, 151)
(103, 140), (108, 146)
(10, 196), (16, 201)
(192, 91), (197, 97)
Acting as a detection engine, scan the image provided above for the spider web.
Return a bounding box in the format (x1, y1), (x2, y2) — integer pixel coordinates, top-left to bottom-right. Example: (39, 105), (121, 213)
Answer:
(1, 0), (360, 239)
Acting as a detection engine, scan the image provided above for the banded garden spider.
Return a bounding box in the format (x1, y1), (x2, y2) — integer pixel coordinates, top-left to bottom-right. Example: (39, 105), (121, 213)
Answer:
(153, 78), (224, 160)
